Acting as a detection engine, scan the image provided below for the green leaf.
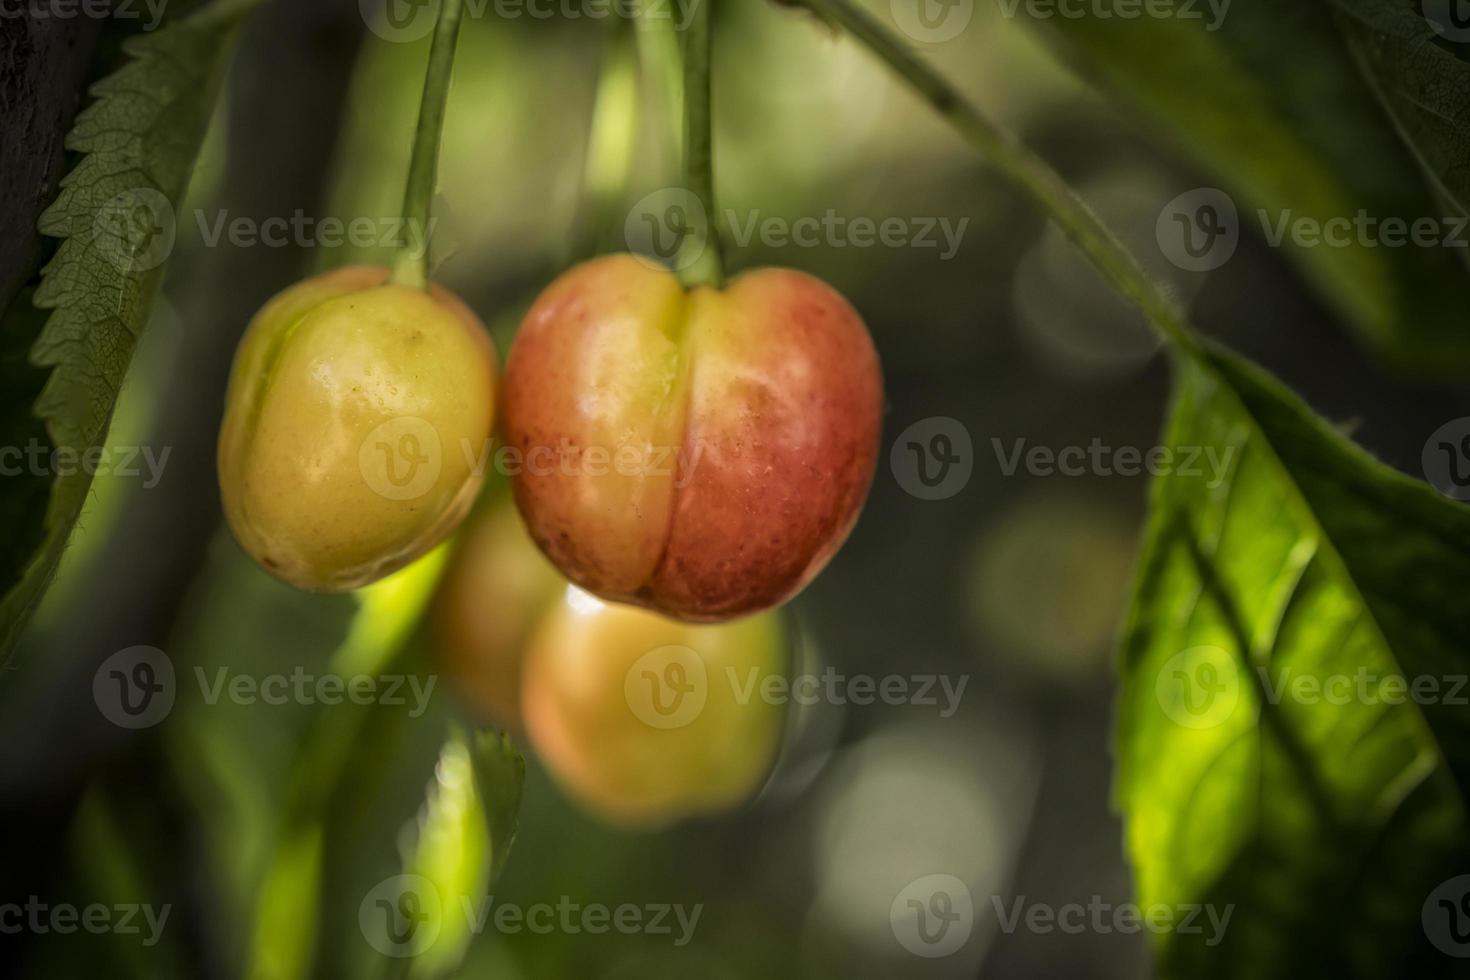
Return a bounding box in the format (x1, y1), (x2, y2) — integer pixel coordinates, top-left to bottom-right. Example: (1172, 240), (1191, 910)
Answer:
(1326, 0), (1470, 215)
(465, 729), (527, 893)
(1027, 3), (1470, 369)
(363, 729), (525, 978)
(1116, 346), (1470, 977)
(0, 1), (259, 660)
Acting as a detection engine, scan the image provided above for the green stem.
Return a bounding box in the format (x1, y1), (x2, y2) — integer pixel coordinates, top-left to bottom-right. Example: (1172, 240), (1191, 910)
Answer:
(390, 0), (465, 289)
(678, 0), (724, 289)
(796, 0), (1202, 359)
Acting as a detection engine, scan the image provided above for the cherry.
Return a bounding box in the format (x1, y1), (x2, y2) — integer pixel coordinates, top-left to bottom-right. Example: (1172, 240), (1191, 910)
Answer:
(431, 498), (566, 730)
(501, 254), (883, 622)
(521, 585), (788, 827)
(218, 265), (496, 592)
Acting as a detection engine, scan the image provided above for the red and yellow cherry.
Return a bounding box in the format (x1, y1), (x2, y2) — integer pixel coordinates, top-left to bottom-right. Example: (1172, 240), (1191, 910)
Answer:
(522, 586), (788, 827)
(431, 496), (566, 730)
(500, 254), (884, 622)
(218, 266), (496, 592)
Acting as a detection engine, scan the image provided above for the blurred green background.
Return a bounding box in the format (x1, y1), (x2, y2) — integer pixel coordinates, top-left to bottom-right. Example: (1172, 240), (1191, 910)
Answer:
(3, 1), (1469, 979)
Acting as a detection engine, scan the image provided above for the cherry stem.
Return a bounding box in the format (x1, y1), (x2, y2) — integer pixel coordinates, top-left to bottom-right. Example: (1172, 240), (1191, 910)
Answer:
(794, 0), (1202, 359)
(390, 0), (465, 290)
(678, 0), (725, 289)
